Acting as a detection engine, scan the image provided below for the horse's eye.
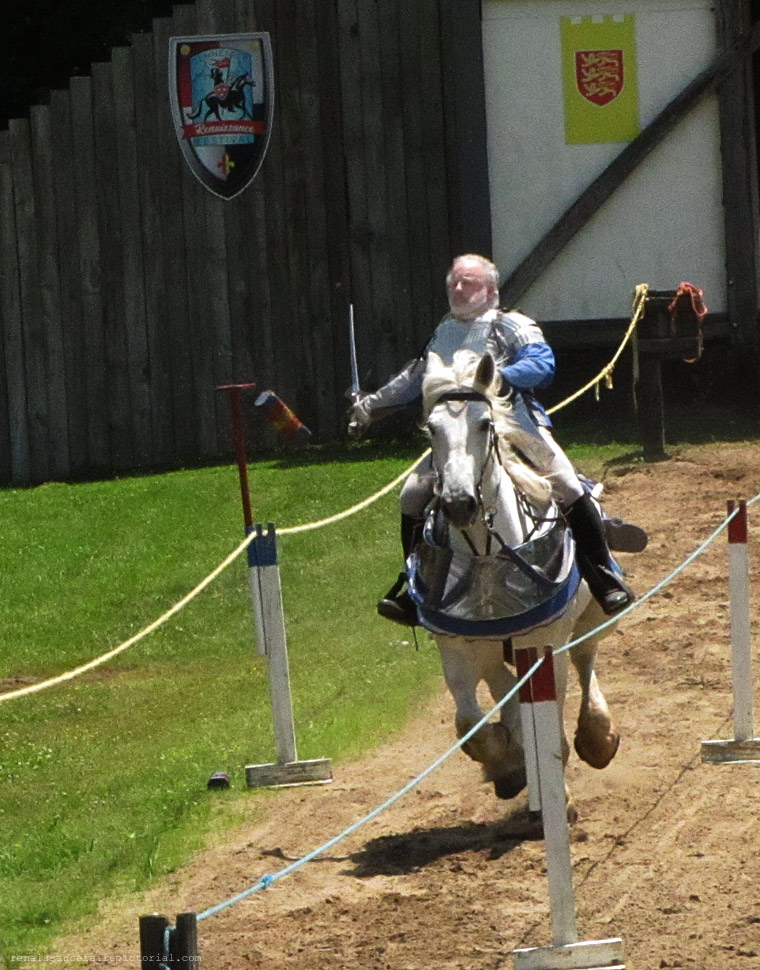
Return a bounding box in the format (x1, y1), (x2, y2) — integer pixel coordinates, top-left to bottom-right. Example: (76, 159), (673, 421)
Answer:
(478, 417), (491, 433)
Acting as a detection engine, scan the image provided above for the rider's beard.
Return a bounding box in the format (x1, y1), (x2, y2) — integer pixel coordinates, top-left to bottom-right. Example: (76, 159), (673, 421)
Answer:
(449, 289), (491, 320)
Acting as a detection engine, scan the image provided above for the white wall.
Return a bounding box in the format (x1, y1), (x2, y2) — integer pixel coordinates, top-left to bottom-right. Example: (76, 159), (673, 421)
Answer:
(483, 0), (726, 320)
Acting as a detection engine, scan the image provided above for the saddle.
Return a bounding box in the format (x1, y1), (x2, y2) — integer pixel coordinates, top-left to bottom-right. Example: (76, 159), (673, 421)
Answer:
(406, 505), (582, 639)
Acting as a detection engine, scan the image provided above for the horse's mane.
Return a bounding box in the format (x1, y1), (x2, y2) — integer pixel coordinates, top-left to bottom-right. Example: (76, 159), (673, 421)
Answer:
(422, 350), (553, 509)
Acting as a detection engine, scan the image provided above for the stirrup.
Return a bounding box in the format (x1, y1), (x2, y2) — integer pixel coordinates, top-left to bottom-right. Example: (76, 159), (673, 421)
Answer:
(377, 590), (418, 627)
(598, 585), (634, 616)
(377, 574), (418, 627)
(578, 558), (635, 616)
(593, 566), (635, 616)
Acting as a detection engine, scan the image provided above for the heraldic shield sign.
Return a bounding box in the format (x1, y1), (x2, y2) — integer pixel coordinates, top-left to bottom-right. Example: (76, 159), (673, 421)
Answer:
(169, 33), (274, 200)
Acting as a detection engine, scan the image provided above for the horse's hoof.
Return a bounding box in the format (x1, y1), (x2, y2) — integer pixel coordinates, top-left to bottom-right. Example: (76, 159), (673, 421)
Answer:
(574, 730), (620, 769)
(492, 769), (527, 800)
(527, 803), (577, 827)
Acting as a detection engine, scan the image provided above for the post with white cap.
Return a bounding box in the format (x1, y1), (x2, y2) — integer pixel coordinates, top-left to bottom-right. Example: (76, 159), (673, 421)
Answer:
(512, 645), (625, 970)
(702, 499), (760, 763)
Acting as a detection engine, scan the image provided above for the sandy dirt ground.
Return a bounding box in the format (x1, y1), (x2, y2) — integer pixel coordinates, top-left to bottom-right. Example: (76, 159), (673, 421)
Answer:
(56, 441), (760, 969)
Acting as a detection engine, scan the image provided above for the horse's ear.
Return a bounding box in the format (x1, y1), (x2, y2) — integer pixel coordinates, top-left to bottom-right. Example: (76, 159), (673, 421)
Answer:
(475, 353), (495, 391)
(427, 351), (444, 373)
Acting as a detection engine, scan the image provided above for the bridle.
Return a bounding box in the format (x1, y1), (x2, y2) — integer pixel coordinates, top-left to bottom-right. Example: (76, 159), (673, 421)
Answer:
(427, 389), (553, 555)
(428, 390), (505, 555)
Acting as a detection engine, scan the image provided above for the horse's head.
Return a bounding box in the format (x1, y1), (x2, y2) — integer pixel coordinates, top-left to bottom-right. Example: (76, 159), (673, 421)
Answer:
(422, 351), (501, 529)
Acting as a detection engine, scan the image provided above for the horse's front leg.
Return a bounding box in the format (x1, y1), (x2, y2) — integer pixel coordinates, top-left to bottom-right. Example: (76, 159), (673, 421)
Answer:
(437, 638), (527, 800)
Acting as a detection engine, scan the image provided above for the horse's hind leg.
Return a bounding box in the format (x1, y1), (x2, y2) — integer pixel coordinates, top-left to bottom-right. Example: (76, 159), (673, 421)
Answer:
(569, 616), (620, 769)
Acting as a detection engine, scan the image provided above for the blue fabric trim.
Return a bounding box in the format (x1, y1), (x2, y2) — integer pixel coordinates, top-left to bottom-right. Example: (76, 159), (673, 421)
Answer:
(415, 561), (582, 639)
(500, 342), (555, 391)
(248, 525), (279, 567)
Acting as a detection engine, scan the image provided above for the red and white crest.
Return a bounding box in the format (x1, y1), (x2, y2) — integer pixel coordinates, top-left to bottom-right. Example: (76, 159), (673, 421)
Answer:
(574, 49), (624, 106)
(169, 33), (274, 199)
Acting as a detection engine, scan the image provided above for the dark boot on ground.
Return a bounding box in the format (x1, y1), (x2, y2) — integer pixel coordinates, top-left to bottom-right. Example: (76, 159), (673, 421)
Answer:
(377, 514), (422, 627)
(565, 494), (635, 616)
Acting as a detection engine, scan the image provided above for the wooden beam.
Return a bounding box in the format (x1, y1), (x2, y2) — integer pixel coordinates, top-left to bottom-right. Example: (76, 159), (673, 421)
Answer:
(439, 0), (492, 256)
(500, 20), (760, 308)
(715, 0), (760, 364)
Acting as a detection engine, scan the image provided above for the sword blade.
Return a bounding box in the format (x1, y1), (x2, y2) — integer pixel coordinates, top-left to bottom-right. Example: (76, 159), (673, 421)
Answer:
(348, 303), (360, 398)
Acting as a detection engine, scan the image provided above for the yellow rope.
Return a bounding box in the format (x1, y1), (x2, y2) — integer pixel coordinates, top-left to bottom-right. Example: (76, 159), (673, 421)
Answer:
(1, 290), (651, 704)
(0, 453), (427, 704)
(546, 283), (648, 415)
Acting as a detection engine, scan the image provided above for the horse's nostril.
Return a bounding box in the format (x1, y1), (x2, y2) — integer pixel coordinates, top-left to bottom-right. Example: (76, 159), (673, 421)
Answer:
(442, 492), (478, 526)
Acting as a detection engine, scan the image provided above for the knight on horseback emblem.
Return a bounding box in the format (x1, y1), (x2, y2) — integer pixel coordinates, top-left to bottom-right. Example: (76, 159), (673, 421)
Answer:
(169, 33), (274, 199)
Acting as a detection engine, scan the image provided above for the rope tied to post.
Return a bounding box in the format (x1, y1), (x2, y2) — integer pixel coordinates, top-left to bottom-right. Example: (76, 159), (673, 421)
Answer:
(547, 283), (648, 415)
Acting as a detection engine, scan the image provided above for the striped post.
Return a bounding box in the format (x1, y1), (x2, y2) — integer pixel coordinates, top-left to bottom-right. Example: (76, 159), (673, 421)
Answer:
(702, 499), (760, 764)
(513, 646), (625, 970)
(244, 522), (333, 789)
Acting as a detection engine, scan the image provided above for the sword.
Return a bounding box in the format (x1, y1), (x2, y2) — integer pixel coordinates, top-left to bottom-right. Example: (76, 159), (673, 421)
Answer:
(347, 303), (361, 403)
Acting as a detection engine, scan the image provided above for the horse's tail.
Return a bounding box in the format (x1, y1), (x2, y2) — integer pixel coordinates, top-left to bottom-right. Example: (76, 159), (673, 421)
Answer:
(187, 100), (203, 120)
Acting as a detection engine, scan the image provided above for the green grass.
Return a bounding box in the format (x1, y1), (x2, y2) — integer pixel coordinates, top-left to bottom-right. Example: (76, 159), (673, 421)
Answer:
(0, 438), (441, 963)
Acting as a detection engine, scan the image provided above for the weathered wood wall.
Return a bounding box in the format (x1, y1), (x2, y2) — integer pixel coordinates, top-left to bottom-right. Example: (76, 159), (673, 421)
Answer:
(0, 0), (489, 485)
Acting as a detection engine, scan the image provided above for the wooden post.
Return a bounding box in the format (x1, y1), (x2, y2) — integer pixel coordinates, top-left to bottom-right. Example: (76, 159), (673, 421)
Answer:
(635, 290), (672, 462)
(139, 912), (198, 965)
(248, 523), (297, 764)
(702, 500), (760, 763)
(139, 914), (169, 965)
(715, 0), (760, 375)
(173, 912), (199, 963)
(636, 356), (667, 462)
(513, 646), (625, 970)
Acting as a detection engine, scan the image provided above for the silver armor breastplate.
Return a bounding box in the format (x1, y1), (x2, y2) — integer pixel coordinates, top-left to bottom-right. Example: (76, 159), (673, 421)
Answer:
(426, 313), (495, 365)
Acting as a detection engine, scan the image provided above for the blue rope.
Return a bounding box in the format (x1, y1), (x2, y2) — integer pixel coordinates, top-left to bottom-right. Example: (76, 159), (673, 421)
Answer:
(158, 926), (172, 970)
(554, 501), (743, 657)
(197, 652), (545, 921)
(197, 492), (760, 923)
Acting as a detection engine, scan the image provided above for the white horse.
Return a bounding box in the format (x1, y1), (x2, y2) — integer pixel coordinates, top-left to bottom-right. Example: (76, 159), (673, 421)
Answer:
(409, 350), (620, 818)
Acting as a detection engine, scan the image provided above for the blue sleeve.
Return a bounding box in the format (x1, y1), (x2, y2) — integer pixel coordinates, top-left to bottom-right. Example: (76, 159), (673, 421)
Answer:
(500, 342), (555, 391)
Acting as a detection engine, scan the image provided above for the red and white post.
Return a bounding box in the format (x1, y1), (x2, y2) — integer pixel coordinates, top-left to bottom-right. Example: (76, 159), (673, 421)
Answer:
(512, 646), (625, 970)
(702, 500), (760, 764)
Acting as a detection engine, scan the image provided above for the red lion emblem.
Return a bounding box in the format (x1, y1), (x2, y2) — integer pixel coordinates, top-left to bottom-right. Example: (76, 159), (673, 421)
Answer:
(575, 49), (624, 106)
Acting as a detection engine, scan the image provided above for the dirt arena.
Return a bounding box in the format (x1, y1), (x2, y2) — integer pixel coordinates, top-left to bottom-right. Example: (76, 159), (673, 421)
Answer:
(61, 441), (760, 969)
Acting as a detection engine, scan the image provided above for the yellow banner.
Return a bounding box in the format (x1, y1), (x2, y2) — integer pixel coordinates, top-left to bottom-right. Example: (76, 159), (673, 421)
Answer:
(561, 15), (639, 145)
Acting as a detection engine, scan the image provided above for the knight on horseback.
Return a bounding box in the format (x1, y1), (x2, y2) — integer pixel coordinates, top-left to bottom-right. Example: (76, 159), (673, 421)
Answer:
(186, 65), (256, 123)
(348, 253), (647, 625)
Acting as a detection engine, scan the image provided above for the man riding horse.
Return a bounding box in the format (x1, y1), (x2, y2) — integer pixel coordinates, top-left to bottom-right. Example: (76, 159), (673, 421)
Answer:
(348, 253), (646, 624)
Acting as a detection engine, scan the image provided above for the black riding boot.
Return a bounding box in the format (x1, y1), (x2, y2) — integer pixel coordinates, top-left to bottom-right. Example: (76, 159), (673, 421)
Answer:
(377, 514), (421, 627)
(565, 494), (635, 616)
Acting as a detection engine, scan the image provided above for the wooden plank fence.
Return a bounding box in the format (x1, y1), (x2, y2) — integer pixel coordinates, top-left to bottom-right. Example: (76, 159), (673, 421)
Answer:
(0, 0), (489, 485)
